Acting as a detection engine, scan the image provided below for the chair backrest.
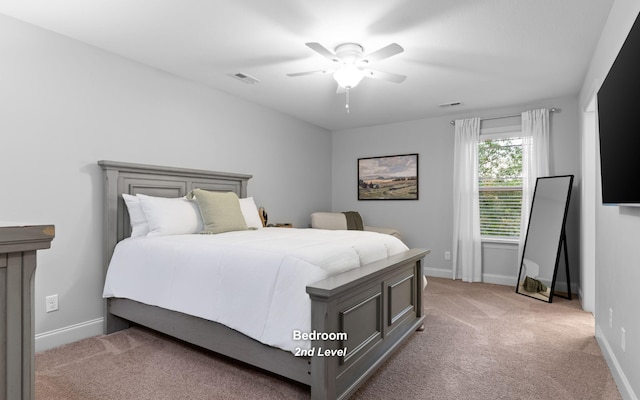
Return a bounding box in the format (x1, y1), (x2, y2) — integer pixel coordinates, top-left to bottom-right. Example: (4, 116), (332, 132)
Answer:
(310, 212), (348, 230)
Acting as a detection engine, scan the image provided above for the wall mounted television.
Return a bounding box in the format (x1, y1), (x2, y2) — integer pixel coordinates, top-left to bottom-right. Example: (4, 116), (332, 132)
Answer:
(597, 11), (640, 205)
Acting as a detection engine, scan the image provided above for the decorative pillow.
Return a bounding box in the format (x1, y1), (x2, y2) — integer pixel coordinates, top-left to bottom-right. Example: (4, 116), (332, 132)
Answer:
(239, 197), (263, 229)
(137, 194), (204, 237)
(122, 193), (149, 237)
(191, 189), (248, 234)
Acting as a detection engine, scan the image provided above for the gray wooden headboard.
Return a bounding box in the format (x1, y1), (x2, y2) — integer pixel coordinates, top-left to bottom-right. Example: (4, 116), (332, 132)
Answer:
(98, 160), (252, 273)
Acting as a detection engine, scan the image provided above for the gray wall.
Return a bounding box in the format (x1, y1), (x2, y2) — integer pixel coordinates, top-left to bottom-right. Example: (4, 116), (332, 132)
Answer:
(0, 14), (332, 350)
(331, 96), (581, 287)
(579, 0), (640, 398)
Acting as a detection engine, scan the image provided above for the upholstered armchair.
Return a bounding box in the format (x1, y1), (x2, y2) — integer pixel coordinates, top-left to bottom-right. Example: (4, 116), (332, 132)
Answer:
(310, 212), (402, 241)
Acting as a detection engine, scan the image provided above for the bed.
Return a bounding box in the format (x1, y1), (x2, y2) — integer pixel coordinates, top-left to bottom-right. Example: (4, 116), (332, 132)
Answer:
(99, 160), (430, 400)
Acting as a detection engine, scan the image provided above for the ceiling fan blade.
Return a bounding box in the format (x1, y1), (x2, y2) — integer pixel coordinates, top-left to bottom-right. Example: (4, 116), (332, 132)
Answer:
(287, 69), (335, 77)
(305, 42), (339, 62)
(361, 43), (404, 64)
(363, 69), (407, 83)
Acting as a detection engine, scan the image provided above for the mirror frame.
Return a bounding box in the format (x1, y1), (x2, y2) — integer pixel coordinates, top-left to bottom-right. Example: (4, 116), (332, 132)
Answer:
(516, 175), (574, 303)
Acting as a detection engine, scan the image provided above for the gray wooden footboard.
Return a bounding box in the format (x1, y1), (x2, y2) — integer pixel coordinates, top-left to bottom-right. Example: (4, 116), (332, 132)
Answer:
(307, 248), (428, 400)
(99, 160), (429, 400)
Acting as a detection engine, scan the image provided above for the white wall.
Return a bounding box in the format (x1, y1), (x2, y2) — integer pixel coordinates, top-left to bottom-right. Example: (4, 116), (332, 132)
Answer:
(331, 96), (581, 287)
(0, 14), (332, 350)
(579, 1), (640, 398)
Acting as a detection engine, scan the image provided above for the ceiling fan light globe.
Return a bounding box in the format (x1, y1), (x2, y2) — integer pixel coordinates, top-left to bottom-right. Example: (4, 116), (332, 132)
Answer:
(333, 65), (364, 89)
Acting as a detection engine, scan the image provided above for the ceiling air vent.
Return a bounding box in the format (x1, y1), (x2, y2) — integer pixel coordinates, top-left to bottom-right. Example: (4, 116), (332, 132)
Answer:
(229, 72), (260, 84)
(439, 101), (463, 108)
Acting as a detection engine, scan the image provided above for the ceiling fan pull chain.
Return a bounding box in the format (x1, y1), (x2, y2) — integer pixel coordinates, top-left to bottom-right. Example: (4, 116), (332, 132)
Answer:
(345, 87), (350, 114)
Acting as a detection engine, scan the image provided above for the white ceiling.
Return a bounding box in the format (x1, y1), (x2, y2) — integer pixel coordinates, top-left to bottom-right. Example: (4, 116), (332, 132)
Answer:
(0, 0), (613, 131)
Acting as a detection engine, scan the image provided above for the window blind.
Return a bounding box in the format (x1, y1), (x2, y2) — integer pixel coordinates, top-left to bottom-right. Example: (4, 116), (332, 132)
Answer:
(478, 136), (523, 239)
(479, 185), (522, 237)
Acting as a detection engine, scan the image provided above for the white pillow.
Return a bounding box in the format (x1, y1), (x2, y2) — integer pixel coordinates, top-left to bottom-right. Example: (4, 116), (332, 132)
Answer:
(239, 197), (263, 229)
(137, 194), (204, 236)
(122, 193), (149, 237)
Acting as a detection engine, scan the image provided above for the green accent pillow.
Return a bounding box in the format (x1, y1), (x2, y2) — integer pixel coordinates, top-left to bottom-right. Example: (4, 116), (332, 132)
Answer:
(191, 189), (248, 234)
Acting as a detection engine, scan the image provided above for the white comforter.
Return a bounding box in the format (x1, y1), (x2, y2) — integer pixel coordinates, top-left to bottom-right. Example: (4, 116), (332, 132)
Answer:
(103, 228), (409, 353)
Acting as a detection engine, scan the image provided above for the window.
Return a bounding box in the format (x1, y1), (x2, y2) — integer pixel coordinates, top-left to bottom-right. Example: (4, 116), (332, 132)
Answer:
(478, 132), (523, 239)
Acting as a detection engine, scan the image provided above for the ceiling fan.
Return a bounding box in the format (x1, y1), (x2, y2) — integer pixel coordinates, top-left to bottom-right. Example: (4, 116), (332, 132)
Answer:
(287, 42), (406, 113)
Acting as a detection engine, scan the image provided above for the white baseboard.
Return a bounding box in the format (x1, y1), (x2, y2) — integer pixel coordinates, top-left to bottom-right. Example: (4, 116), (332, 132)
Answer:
(35, 318), (104, 352)
(424, 267), (453, 279)
(425, 270), (583, 299)
(482, 273), (517, 286)
(596, 324), (638, 400)
(425, 269), (517, 286)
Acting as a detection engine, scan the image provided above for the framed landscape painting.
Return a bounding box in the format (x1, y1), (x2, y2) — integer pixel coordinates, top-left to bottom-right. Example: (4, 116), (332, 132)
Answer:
(358, 154), (419, 200)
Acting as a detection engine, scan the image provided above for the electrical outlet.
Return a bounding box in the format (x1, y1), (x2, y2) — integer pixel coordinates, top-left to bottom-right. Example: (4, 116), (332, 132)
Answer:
(45, 294), (58, 313)
(621, 327), (626, 352)
(609, 308), (613, 328)
(444, 251), (451, 261)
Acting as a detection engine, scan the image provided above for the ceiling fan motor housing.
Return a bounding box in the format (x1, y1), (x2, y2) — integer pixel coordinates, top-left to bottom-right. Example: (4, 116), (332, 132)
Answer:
(334, 43), (364, 64)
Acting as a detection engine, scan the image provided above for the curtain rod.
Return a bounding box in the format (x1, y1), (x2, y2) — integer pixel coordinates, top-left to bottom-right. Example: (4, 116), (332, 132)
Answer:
(449, 108), (556, 125)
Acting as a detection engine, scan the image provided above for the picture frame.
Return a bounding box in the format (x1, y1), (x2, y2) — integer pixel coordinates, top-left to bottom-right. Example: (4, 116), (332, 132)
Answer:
(358, 153), (419, 200)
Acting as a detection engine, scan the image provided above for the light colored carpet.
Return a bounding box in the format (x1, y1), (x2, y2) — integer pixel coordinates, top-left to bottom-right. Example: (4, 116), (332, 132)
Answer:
(36, 278), (622, 399)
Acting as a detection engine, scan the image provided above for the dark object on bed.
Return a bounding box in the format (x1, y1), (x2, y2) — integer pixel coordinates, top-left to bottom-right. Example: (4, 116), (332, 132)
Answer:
(99, 160), (429, 400)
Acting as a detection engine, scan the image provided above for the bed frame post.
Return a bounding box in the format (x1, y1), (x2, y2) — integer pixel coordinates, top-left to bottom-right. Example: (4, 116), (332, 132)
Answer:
(309, 297), (338, 400)
(101, 166), (130, 334)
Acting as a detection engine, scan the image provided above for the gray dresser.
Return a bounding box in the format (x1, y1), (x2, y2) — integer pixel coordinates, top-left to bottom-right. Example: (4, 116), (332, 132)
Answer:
(0, 224), (54, 400)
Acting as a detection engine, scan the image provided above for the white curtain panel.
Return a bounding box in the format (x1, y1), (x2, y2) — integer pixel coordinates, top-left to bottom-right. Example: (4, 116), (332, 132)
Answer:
(518, 109), (550, 269)
(452, 117), (482, 282)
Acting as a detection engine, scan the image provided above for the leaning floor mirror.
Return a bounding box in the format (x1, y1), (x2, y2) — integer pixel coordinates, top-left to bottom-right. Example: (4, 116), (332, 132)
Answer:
(516, 175), (574, 303)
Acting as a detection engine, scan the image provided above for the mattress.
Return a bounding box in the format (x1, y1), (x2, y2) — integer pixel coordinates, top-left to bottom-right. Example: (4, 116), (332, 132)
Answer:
(103, 228), (409, 353)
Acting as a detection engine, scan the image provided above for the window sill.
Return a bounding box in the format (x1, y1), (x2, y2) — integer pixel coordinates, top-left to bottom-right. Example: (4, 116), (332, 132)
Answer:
(481, 237), (519, 245)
